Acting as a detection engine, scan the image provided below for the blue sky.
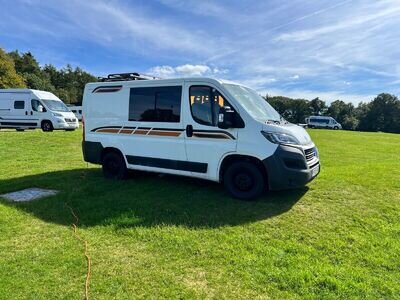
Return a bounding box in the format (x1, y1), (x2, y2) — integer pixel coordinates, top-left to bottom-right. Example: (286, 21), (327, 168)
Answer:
(1, 0), (400, 103)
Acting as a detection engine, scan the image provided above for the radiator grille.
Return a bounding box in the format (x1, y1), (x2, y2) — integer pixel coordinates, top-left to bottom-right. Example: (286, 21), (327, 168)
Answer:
(304, 147), (316, 162)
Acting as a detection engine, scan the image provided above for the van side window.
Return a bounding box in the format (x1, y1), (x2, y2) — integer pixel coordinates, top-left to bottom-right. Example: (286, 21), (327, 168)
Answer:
(14, 101), (25, 109)
(189, 86), (231, 126)
(129, 86), (182, 122)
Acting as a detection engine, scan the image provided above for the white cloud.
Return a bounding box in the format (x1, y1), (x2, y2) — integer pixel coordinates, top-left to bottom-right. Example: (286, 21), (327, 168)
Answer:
(147, 66), (176, 78)
(175, 64), (211, 76)
(290, 75), (300, 80)
(275, 6), (400, 42)
(148, 64), (221, 78)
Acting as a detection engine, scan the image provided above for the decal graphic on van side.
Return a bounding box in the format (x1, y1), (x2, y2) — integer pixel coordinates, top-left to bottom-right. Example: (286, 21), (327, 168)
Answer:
(91, 126), (235, 139)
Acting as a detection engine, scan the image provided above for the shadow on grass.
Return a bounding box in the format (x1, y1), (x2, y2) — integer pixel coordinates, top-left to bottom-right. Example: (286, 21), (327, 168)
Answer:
(0, 168), (308, 228)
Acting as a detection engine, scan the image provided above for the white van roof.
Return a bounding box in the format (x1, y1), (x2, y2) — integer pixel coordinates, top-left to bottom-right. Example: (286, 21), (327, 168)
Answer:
(86, 77), (240, 88)
(0, 89), (60, 100)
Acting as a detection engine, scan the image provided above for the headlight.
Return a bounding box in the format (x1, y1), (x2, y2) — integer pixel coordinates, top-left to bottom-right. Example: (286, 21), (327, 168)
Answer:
(52, 112), (63, 117)
(261, 131), (300, 145)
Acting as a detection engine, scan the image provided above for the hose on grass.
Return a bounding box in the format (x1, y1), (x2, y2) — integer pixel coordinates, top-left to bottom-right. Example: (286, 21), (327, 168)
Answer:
(65, 204), (91, 300)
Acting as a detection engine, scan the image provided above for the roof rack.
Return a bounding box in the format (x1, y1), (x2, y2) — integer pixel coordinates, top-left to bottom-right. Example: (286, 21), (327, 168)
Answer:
(98, 72), (160, 82)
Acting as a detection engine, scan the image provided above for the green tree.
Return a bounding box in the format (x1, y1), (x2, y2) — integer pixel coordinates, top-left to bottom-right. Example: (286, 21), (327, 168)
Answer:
(327, 100), (357, 130)
(8, 50), (41, 75)
(357, 93), (400, 133)
(309, 97), (327, 116)
(0, 48), (26, 88)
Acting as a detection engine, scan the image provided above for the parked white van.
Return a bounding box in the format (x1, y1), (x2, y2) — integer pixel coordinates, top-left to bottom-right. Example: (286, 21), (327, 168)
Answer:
(68, 105), (83, 121)
(306, 116), (342, 130)
(0, 89), (79, 131)
(82, 73), (320, 200)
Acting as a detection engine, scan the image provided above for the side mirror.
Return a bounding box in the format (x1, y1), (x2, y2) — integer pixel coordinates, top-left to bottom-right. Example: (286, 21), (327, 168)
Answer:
(38, 105), (44, 113)
(218, 106), (235, 129)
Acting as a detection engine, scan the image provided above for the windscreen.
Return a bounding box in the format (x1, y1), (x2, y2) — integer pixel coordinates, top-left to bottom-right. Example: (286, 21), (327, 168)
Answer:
(223, 84), (281, 122)
(42, 100), (70, 112)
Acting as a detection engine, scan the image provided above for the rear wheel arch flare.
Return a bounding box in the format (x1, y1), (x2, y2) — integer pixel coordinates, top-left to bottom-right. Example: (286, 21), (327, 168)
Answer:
(101, 147), (125, 163)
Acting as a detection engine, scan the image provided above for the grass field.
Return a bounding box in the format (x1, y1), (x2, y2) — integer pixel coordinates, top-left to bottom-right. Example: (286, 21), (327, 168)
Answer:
(0, 128), (399, 299)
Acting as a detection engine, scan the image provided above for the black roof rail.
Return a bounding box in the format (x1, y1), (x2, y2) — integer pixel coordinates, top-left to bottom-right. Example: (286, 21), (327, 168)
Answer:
(98, 72), (160, 82)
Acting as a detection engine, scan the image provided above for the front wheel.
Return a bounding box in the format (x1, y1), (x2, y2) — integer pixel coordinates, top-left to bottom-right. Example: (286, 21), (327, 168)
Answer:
(41, 121), (53, 132)
(334, 126), (339, 130)
(102, 151), (128, 180)
(223, 161), (265, 201)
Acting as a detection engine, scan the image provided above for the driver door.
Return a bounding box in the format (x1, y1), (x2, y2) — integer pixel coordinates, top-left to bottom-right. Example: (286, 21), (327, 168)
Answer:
(31, 99), (46, 123)
(183, 81), (238, 180)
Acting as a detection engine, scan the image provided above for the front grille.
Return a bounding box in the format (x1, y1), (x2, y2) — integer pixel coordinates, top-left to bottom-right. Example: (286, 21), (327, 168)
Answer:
(304, 147), (316, 162)
(65, 118), (76, 123)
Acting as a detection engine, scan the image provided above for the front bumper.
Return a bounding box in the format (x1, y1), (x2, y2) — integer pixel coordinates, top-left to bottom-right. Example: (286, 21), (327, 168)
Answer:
(53, 119), (79, 129)
(263, 144), (320, 191)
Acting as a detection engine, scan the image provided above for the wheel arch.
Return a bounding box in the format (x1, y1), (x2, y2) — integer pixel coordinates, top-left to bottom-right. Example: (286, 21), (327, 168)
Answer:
(218, 154), (268, 184)
(101, 147), (125, 163)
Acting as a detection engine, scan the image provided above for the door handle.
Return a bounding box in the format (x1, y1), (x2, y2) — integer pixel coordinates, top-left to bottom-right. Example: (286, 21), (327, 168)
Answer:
(25, 111), (28, 115)
(186, 124), (193, 137)
(30, 111), (33, 115)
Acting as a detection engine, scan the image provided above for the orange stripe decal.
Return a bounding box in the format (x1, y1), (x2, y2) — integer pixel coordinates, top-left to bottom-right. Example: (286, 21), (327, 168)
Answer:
(97, 128), (120, 133)
(133, 129), (149, 135)
(147, 130), (181, 137)
(120, 129), (134, 134)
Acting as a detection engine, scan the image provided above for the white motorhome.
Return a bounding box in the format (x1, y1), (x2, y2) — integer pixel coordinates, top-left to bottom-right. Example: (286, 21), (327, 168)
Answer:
(0, 89), (79, 131)
(307, 116), (342, 129)
(68, 105), (83, 121)
(82, 73), (320, 200)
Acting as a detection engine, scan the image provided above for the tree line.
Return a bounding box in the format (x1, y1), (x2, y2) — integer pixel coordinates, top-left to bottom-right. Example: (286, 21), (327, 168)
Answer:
(266, 94), (400, 133)
(1, 47), (399, 133)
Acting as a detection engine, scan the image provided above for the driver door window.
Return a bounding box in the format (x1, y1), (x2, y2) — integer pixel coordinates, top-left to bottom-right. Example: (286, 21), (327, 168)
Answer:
(31, 100), (46, 112)
(189, 86), (230, 127)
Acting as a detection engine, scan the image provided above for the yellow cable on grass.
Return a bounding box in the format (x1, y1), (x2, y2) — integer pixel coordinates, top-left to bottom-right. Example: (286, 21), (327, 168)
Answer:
(66, 204), (91, 300)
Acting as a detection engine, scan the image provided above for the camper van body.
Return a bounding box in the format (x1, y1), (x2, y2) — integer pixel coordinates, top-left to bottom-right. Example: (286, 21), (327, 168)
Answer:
(68, 105), (83, 121)
(307, 116), (342, 129)
(82, 76), (320, 199)
(0, 89), (79, 131)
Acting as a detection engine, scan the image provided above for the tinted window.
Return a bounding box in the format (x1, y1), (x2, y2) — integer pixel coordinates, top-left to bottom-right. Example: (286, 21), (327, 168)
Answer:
(190, 86), (231, 126)
(14, 101), (24, 109)
(129, 86), (182, 122)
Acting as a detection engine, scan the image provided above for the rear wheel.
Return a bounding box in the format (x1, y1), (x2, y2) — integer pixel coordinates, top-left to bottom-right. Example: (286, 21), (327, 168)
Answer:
(41, 120), (53, 132)
(16, 128), (25, 132)
(223, 161), (265, 200)
(102, 151), (128, 180)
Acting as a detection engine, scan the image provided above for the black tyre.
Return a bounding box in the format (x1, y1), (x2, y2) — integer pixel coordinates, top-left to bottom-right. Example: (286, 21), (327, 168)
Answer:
(334, 126), (339, 130)
(102, 151), (128, 180)
(41, 120), (53, 132)
(223, 161), (265, 200)
(16, 128), (25, 132)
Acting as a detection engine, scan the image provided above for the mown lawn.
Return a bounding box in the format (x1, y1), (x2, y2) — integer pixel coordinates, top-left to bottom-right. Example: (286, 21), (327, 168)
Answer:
(0, 128), (399, 299)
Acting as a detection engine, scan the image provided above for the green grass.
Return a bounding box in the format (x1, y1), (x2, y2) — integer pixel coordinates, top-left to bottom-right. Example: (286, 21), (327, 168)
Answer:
(0, 128), (399, 299)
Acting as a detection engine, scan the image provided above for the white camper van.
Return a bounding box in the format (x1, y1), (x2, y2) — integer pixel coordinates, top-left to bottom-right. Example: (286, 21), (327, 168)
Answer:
(82, 73), (320, 200)
(68, 105), (83, 121)
(307, 116), (342, 129)
(0, 89), (79, 131)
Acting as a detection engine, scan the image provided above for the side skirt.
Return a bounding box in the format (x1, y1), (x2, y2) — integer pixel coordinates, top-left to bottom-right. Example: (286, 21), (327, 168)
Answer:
(126, 155), (208, 173)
